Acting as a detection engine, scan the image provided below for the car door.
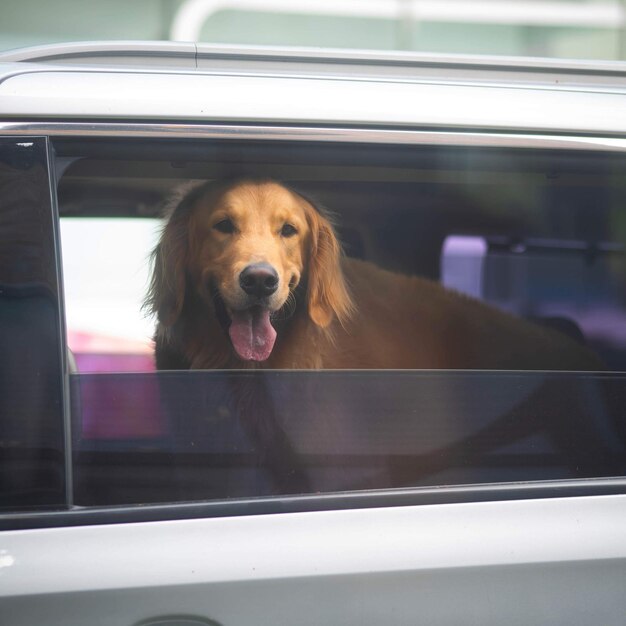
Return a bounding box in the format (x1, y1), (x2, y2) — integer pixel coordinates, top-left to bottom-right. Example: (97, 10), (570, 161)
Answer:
(1, 112), (626, 626)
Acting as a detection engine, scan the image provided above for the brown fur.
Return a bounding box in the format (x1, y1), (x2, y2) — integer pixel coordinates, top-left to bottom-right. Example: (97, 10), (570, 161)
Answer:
(146, 179), (602, 371)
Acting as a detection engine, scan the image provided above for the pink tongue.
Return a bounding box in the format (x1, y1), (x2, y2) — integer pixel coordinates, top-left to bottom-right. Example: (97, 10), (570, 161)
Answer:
(228, 307), (277, 361)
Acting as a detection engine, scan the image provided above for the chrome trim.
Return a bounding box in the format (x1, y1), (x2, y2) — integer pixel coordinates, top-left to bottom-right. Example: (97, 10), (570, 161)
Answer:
(1, 121), (626, 152)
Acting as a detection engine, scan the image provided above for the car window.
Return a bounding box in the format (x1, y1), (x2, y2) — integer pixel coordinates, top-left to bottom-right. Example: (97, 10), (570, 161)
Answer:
(53, 136), (626, 508)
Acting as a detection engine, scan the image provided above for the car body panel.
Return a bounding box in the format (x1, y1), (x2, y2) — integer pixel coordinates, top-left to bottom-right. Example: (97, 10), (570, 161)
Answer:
(0, 42), (625, 134)
(1, 69), (626, 135)
(1, 42), (626, 626)
(2, 495), (626, 625)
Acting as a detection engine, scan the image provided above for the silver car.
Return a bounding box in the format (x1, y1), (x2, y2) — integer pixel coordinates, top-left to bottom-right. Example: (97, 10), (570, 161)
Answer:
(1, 42), (625, 625)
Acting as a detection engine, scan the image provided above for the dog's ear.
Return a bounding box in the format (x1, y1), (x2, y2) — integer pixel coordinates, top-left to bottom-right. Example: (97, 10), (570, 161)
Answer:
(303, 200), (353, 329)
(145, 203), (190, 327)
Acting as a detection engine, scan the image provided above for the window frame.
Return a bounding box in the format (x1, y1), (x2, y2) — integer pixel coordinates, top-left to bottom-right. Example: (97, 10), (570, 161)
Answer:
(1, 120), (626, 531)
(0, 134), (70, 514)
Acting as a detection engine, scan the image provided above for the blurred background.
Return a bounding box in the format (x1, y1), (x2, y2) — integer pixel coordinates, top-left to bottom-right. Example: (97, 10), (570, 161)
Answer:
(2, 0), (626, 60)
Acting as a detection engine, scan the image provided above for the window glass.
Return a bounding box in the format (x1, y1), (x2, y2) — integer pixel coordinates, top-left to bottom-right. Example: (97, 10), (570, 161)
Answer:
(56, 138), (626, 506)
(72, 370), (626, 506)
(0, 137), (66, 510)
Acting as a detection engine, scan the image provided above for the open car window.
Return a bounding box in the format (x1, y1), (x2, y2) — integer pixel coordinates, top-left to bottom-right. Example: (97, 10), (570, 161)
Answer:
(51, 136), (626, 508)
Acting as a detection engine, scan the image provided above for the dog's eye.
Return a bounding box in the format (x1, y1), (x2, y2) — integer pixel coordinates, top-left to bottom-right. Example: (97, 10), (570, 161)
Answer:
(280, 223), (298, 238)
(213, 218), (235, 234)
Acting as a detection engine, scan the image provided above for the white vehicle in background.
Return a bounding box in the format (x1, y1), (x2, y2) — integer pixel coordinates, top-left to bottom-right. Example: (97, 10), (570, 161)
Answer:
(0, 41), (626, 626)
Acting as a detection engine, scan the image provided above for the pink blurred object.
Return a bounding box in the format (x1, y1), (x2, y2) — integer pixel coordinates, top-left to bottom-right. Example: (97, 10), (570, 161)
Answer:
(68, 329), (155, 372)
(74, 352), (155, 373)
(68, 329), (164, 439)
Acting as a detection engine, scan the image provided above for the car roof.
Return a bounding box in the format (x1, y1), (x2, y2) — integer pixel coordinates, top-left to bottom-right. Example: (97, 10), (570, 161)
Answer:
(1, 41), (625, 135)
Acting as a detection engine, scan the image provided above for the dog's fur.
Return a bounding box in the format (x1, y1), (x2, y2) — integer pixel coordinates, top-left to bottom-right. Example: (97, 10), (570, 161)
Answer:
(145, 179), (602, 371)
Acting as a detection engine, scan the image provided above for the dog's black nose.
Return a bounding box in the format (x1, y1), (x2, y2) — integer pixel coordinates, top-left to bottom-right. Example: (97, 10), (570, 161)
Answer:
(239, 263), (279, 298)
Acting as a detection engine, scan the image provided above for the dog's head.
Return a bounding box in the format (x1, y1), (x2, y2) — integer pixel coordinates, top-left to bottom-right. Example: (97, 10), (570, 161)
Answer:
(146, 180), (353, 362)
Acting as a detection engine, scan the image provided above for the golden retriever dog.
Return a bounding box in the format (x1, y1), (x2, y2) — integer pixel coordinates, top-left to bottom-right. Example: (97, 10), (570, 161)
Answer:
(146, 179), (602, 372)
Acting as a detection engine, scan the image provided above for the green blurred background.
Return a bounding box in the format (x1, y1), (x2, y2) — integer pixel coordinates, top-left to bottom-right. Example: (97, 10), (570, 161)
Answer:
(1, 0), (625, 59)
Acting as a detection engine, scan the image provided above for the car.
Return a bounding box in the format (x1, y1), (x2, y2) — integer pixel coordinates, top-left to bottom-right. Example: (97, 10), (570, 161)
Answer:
(1, 41), (626, 625)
